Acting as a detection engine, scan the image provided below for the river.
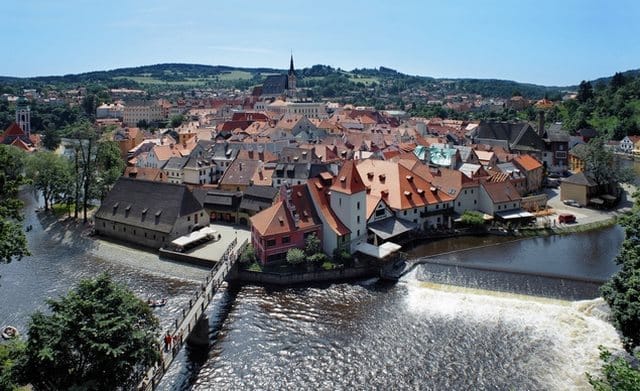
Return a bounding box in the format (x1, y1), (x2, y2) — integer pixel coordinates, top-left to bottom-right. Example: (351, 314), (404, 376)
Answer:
(0, 190), (628, 390)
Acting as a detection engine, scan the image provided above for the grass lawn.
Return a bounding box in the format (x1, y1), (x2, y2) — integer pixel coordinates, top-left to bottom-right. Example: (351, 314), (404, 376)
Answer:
(217, 70), (253, 80)
(50, 203), (95, 218)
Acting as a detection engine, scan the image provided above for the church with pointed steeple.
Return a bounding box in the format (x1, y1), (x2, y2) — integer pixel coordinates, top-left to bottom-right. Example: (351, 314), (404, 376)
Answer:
(287, 54), (297, 94)
(256, 54), (298, 98)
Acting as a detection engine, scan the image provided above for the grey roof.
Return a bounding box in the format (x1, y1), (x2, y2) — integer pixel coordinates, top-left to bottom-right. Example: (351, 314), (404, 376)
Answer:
(476, 121), (546, 152)
(368, 217), (418, 240)
(193, 189), (242, 211)
(273, 162), (311, 180)
(95, 178), (203, 233)
(562, 172), (597, 187)
(546, 123), (570, 142)
(453, 146), (474, 162)
(496, 162), (524, 178)
(243, 185), (279, 200)
(163, 156), (189, 170)
(262, 75), (288, 95)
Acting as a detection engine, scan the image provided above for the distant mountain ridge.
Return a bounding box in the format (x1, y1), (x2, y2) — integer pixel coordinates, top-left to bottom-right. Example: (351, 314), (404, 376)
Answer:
(0, 62), (635, 98)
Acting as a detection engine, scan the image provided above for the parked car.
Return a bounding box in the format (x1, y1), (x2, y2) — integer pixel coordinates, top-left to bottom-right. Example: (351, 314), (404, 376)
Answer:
(563, 199), (582, 208)
(558, 213), (576, 224)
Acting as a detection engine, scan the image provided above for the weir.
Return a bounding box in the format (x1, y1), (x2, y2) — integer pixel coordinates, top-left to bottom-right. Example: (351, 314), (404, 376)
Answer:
(138, 237), (248, 390)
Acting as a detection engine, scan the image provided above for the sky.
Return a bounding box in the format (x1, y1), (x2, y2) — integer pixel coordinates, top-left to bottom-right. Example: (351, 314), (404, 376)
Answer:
(1, 0), (640, 86)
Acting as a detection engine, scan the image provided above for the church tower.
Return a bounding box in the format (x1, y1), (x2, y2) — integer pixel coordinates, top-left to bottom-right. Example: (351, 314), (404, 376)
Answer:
(287, 54), (297, 94)
(15, 98), (31, 137)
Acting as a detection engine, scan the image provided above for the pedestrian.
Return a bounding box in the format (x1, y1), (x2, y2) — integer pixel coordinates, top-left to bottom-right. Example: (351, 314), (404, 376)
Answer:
(163, 331), (172, 352)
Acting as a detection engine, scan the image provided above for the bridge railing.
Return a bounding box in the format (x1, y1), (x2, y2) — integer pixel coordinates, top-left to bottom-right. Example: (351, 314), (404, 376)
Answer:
(137, 240), (242, 390)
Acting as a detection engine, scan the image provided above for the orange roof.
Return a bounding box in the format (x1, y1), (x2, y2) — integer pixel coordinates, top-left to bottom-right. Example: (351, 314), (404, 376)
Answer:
(307, 178), (350, 236)
(482, 181), (521, 203)
(10, 137), (35, 152)
(250, 201), (294, 236)
(152, 145), (181, 161)
(330, 160), (367, 195)
(365, 194), (385, 219)
(356, 159), (454, 211)
(251, 164), (274, 186)
(513, 154), (543, 171)
(3, 122), (26, 137)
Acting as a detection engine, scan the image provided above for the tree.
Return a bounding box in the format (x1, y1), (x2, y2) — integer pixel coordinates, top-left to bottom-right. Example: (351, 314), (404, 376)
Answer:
(286, 248), (305, 265)
(239, 244), (257, 264)
(0, 340), (25, 390)
(611, 72), (627, 92)
(0, 145), (29, 264)
(304, 233), (321, 256)
(170, 114), (185, 128)
(17, 274), (160, 390)
(600, 192), (640, 352)
(41, 126), (61, 151)
(577, 80), (594, 103)
(95, 140), (125, 201)
(25, 151), (73, 211)
(583, 137), (634, 192)
(587, 347), (640, 390)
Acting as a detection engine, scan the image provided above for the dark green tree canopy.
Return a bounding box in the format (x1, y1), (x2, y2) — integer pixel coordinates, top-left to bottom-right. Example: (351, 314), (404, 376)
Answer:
(18, 273), (160, 390)
(0, 145), (29, 264)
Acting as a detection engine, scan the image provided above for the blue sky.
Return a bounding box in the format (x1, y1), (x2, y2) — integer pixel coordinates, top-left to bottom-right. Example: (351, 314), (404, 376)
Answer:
(1, 0), (639, 86)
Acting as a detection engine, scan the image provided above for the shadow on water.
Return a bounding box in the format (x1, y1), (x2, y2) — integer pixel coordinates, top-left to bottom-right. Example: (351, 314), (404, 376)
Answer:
(158, 284), (241, 391)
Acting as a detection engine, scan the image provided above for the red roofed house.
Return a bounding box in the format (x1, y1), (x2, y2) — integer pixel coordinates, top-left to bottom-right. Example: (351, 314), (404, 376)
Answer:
(249, 183), (322, 264)
(479, 181), (524, 220)
(512, 154), (544, 193)
(307, 176), (352, 255)
(0, 122), (36, 152)
(329, 160), (368, 251)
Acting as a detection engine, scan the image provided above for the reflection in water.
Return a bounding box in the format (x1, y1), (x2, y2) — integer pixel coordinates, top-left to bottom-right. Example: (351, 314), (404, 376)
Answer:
(0, 189), (208, 333)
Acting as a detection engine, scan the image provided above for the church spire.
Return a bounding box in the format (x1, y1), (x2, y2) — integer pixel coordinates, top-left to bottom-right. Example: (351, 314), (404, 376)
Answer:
(288, 53), (295, 76)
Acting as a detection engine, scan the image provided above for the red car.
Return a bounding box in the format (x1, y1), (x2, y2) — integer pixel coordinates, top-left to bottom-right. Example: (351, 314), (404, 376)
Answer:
(558, 213), (576, 224)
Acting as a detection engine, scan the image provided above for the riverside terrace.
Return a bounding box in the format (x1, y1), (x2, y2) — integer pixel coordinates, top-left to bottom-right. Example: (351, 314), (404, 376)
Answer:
(160, 224), (251, 266)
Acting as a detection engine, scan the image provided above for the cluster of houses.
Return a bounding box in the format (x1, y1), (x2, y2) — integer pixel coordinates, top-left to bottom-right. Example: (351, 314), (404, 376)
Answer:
(94, 96), (571, 264)
(2, 59), (632, 265)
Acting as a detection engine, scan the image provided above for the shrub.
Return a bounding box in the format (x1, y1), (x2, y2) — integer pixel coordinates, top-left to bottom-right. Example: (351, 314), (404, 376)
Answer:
(460, 210), (485, 226)
(286, 248), (305, 265)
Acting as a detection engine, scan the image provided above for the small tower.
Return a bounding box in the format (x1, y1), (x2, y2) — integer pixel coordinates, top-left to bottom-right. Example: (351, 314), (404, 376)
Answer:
(287, 54), (297, 94)
(15, 97), (31, 137)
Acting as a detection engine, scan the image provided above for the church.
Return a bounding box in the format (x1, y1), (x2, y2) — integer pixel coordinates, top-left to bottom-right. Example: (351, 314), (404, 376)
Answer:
(254, 55), (297, 98)
(0, 98), (38, 152)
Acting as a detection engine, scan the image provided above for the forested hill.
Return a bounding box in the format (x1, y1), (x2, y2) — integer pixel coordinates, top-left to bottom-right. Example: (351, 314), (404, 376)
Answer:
(0, 63), (566, 99)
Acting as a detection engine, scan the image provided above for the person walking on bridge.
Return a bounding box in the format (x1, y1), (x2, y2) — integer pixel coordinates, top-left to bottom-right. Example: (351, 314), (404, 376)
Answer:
(163, 331), (172, 352)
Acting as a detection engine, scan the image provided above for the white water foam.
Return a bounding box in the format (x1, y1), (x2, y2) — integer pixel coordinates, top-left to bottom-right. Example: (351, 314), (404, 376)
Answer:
(401, 268), (622, 390)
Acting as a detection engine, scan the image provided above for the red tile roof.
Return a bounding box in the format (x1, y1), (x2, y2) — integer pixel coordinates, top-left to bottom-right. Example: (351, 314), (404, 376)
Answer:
(307, 178), (350, 236)
(513, 154), (543, 171)
(330, 160), (367, 195)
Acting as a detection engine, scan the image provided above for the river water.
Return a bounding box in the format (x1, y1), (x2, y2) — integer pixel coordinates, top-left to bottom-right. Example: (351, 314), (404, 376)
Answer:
(0, 189), (629, 390)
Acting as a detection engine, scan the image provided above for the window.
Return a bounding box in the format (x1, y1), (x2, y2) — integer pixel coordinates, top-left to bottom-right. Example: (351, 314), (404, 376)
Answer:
(282, 236), (290, 244)
(187, 216), (191, 221)
(413, 208), (417, 214)
(375, 209), (386, 217)
(357, 229), (360, 237)
(357, 216), (360, 223)
(403, 210), (407, 216)
(474, 200), (477, 204)
(464, 190), (467, 195)
(436, 204), (439, 209)
(339, 198), (342, 207)
(357, 201), (361, 210)
(133, 230), (136, 235)
(458, 202), (461, 206)
(102, 222), (105, 227)
(437, 217), (441, 223)
(267, 239), (276, 247)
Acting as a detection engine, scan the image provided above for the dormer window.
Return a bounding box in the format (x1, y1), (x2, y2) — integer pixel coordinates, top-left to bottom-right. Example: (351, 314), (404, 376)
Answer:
(404, 191), (412, 198)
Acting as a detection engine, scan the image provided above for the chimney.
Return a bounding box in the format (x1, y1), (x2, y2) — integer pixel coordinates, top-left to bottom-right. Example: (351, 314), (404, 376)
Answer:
(538, 110), (545, 137)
